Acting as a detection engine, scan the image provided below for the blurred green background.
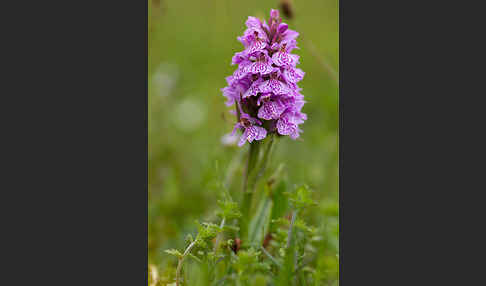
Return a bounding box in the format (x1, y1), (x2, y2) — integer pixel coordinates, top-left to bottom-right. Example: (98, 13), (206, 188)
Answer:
(149, 0), (338, 283)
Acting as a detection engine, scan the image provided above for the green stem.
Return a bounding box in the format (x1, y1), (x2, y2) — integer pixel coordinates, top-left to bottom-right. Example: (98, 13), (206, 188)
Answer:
(240, 141), (260, 238)
(287, 210), (297, 249)
(261, 246), (282, 268)
(287, 210), (298, 283)
(175, 241), (197, 286)
(213, 217), (226, 252)
(248, 134), (275, 191)
(240, 134), (277, 241)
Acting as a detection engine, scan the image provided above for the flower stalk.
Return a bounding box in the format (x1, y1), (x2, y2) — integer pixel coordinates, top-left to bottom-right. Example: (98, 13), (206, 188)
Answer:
(240, 140), (261, 238)
(240, 133), (275, 239)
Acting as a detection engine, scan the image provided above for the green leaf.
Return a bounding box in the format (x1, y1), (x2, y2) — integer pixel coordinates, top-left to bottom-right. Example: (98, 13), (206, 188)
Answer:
(188, 253), (202, 263)
(216, 199), (242, 220)
(270, 180), (288, 232)
(164, 249), (183, 259)
(275, 211), (297, 286)
(196, 221), (221, 242)
(286, 184), (315, 210)
(247, 196), (273, 248)
(295, 219), (317, 234)
(185, 234), (194, 244)
(222, 225), (239, 232)
(232, 248), (270, 279)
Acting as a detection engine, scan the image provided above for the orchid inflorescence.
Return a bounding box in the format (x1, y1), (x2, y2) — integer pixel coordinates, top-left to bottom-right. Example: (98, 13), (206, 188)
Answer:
(222, 9), (306, 146)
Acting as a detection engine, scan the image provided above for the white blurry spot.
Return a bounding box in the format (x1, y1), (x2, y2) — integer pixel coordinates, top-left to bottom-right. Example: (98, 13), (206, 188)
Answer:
(173, 98), (206, 132)
(221, 132), (239, 146)
(151, 63), (179, 97)
(148, 264), (159, 286)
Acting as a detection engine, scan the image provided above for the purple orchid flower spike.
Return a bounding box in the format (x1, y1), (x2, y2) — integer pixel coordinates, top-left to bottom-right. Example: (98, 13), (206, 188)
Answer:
(222, 9), (307, 146)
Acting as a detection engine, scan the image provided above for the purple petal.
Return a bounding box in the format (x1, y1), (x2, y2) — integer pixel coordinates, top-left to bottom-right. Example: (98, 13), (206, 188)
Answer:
(233, 77), (251, 91)
(272, 51), (298, 67)
(246, 125), (267, 142)
(289, 127), (301, 139)
(253, 126), (267, 140)
(238, 129), (249, 146)
(276, 110), (306, 139)
(232, 51), (247, 65)
(281, 39), (298, 52)
(246, 16), (262, 28)
(281, 29), (299, 42)
(247, 60), (273, 75)
(258, 79), (290, 95)
(277, 116), (298, 137)
(231, 122), (243, 136)
(245, 40), (267, 55)
(222, 86), (238, 106)
(237, 35), (251, 48)
(283, 67), (305, 83)
(257, 100), (286, 120)
(233, 64), (250, 80)
(243, 78), (263, 98)
(225, 75), (234, 85)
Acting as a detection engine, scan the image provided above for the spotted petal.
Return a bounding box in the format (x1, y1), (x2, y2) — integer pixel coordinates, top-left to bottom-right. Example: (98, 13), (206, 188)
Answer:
(238, 125), (267, 146)
(233, 64), (250, 80)
(272, 51), (299, 67)
(276, 111), (305, 139)
(257, 100), (286, 120)
(247, 60), (273, 75)
(243, 78), (263, 98)
(258, 79), (291, 95)
(246, 40), (267, 55)
(221, 86), (238, 106)
(283, 67), (305, 83)
(277, 117), (299, 139)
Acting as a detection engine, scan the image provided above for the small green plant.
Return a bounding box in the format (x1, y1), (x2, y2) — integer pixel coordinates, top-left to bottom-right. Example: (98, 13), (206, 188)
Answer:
(165, 221), (221, 286)
(164, 181), (329, 285)
(164, 192), (243, 286)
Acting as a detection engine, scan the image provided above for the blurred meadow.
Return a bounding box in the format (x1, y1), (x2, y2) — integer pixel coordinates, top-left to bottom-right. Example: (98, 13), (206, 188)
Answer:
(149, 0), (338, 284)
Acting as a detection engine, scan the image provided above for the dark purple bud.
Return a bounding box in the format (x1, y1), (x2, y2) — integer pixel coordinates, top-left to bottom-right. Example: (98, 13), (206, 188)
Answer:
(270, 9), (280, 20)
(278, 23), (288, 34)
